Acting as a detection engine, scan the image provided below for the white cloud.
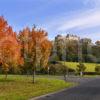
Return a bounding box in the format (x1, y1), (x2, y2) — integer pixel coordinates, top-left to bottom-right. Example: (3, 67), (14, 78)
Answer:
(57, 10), (100, 31)
(42, 0), (100, 42)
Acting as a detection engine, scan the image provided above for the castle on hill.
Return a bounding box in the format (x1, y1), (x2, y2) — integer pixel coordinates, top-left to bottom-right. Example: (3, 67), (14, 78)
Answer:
(55, 34), (80, 41)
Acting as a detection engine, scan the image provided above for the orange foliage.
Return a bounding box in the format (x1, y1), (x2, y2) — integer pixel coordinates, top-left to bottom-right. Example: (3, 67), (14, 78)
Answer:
(0, 16), (52, 76)
(0, 16), (23, 74)
(19, 27), (52, 68)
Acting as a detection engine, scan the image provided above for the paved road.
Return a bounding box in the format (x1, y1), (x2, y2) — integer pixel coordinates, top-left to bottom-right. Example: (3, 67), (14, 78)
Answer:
(35, 77), (100, 100)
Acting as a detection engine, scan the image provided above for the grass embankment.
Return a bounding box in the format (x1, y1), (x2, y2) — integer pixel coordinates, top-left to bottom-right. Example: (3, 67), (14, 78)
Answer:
(0, 75), (74, 100)
(61, 61), (100, 72)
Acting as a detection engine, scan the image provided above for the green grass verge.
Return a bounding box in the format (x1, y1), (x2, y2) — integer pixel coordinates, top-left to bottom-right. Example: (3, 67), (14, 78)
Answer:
(0, 75), (74, 100)
(61, 61), (100, 72)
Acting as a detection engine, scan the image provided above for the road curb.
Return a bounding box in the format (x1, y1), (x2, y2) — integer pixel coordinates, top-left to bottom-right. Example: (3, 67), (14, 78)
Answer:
(29, 84), (78, 100)
(29, 77), (98, 100)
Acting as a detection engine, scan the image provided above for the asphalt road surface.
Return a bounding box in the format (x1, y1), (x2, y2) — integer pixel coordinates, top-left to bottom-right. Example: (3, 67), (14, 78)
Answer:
(35, 77), (100, 100)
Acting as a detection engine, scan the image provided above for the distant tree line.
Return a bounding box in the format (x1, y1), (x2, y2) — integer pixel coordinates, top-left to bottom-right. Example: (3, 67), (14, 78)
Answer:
(50, 34), (100, 63)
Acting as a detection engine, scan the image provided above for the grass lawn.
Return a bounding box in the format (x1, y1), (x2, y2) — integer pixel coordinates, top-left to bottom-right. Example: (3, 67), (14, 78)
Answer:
(0, 75), (74, 100)
(61, 61), (100, 72)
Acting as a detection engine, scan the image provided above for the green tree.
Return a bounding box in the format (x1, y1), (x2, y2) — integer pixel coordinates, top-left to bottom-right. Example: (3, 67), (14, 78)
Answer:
(77, 63), (86, 76)
(59, 64), (68, 81)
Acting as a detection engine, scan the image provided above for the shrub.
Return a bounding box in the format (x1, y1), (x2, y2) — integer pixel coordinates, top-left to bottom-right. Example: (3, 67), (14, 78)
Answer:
(76, 63), (86, 76)
(95, 65), (100, 73)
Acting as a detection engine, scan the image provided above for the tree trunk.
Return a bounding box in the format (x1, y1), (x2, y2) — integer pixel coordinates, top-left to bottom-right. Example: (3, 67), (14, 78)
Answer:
(48, 67), (50, 75)
(32, 69), (35, 83)
(26, 70), (29, 77)
(67, 68), (69, 77)
(80, 71), (83, 77)
(64, 74), (66, 81)
(5, 72), (7, 80)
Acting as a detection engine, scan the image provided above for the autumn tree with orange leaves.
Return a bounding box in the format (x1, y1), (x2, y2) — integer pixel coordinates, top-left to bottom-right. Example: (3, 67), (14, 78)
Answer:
(0, 16), (51, 82)
(19, 27), (52, 83)
(0, 16), (23, 79)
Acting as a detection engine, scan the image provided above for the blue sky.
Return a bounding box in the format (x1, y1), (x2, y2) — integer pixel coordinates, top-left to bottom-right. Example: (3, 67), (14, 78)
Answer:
(0, 0), (100, 42)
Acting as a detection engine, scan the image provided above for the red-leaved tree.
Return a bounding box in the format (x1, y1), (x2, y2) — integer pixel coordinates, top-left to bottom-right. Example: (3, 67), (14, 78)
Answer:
(0, 16), (23, 79)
